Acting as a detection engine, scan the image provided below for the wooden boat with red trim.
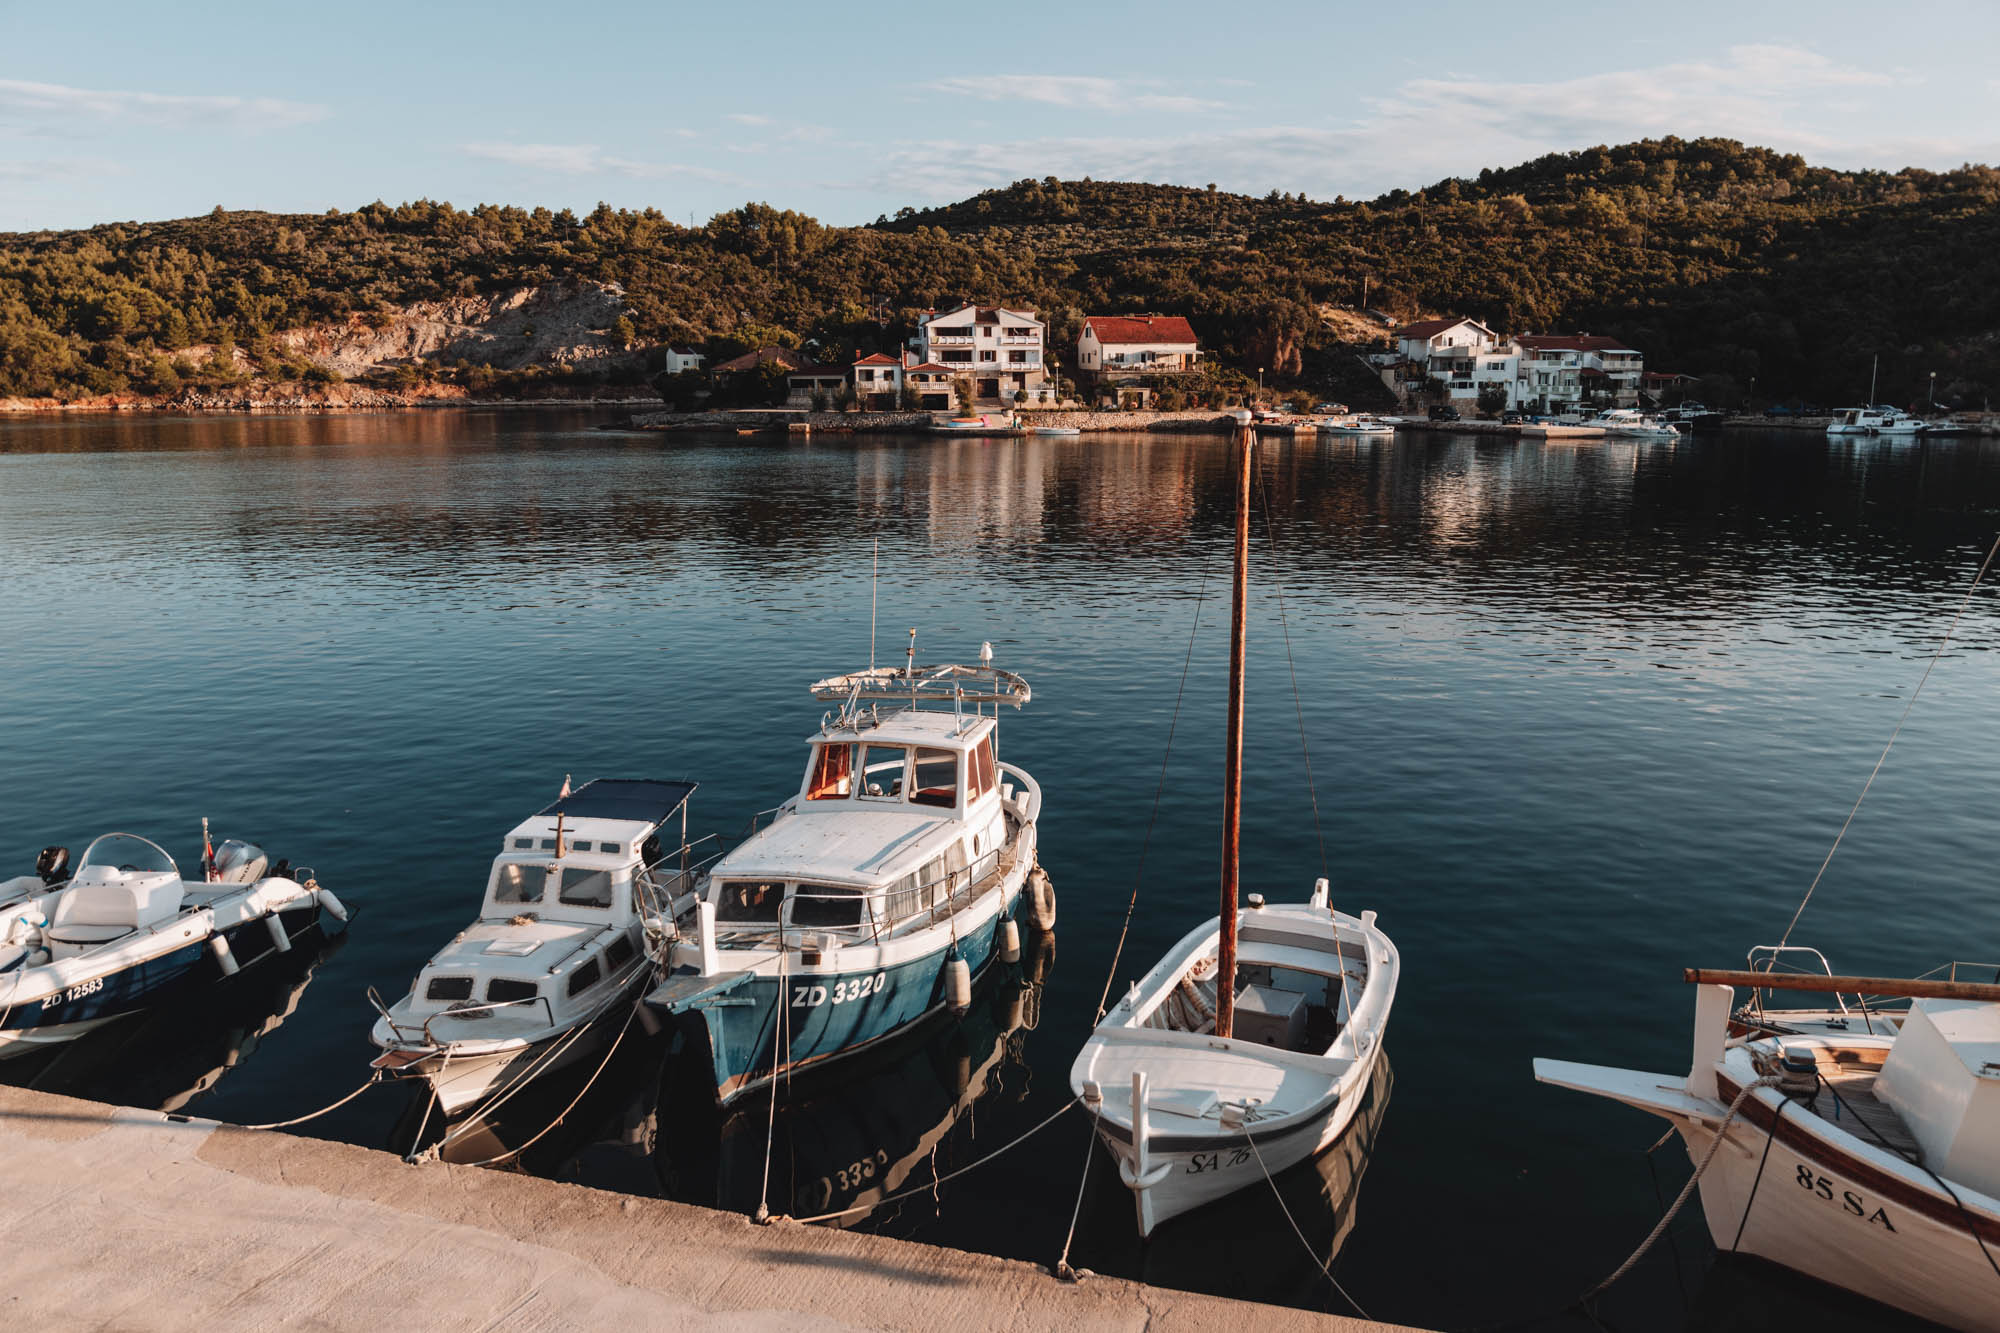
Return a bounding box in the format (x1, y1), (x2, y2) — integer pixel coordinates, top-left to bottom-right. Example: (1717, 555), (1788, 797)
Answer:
(1538, 962), (2000, 1330)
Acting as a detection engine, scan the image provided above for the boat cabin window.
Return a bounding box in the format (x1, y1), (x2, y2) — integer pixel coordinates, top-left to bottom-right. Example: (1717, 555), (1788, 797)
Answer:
(968, 738), (996, 802)
(557, 866), (614, 909)
(567, 958), (602, 996)
(789, 884), (865, 931)
(488, 978), (538, 1005)
(806, 742), (854, 801)
(605, 935), (636, 969)
(859, 745), (906, 800)
(493, 863), (550, 905)
(716, 880), (781, 923)
(512, 837), (534, 850)
(426, 976), (473, 1001)
(910, 748), (959, 808)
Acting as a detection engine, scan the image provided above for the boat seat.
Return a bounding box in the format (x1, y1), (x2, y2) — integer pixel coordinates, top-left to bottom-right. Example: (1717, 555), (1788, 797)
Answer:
(48, 875), (184, 936)
(42, 921), (128, 946)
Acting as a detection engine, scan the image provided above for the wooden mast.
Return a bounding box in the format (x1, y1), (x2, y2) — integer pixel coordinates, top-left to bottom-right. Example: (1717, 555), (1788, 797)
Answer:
(1217, 425), (1252, 1041)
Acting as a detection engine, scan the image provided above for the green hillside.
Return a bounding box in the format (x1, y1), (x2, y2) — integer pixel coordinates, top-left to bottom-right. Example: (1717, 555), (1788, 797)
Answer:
(3, 137), (1996, 406)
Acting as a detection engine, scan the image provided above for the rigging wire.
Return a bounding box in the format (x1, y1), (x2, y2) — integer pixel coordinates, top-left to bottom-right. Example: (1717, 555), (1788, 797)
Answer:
(443, 1006), (640, 1169)
(1779, 531), (2000, 947)
(1245, 1129), (1374, 1321)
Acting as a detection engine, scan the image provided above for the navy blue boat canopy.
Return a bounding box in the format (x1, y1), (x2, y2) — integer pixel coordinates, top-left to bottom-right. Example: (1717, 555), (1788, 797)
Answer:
(537, 779), (697, 828)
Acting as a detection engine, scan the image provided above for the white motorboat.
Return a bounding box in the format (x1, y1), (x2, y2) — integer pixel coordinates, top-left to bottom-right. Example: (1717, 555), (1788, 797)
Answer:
(1827, 405), (1927, 436)
(1538, 958), (2000, 1331)
(1590, 409), (1681, 438)
(1070, 426), (1399, 1237)
(370, 779), (699, 1117)
(0, 830), (341, 1056)
(646, 646), (1050, 1107)
(1318, 414), (1396, 436)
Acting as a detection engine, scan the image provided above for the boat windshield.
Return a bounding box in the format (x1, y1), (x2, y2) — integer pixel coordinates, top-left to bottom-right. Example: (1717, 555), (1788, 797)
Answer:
(77, 832), (178, 876)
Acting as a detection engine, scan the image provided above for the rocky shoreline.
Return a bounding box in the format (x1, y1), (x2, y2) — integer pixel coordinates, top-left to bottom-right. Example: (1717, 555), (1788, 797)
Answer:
(0, 385), (660, 414)
(627, 408), (1243, 434)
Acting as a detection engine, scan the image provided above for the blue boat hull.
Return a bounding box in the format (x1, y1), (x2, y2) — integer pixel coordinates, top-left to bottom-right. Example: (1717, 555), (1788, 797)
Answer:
(0, 902), (323, 1043)
(668, 904), (1013, 1105)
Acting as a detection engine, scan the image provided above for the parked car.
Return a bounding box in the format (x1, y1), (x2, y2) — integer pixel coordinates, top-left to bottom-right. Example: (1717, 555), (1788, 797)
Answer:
(1499, 411), (1525, 425)
(1428, 405), (1462, 422)
(1314, 402), (1347, 414)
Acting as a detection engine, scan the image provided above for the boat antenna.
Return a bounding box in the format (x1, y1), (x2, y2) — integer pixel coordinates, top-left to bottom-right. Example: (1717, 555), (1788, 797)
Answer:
(869, 536), (879, 673)
(906, 627), (917, 681)
(1216, 424), (1252, 1042)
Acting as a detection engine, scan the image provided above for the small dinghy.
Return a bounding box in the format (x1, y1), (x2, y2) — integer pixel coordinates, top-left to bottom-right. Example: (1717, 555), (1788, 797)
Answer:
(646, 643), (1049, 1106)
(1070, 425), (1399, 1237)
(369, 779), (699, 1117)
(0, 829), (342, 1057)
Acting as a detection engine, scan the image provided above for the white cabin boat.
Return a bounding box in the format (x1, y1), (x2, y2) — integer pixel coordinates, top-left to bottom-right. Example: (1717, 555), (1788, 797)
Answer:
(1590, 409), (1681, 438)
(0, 831), (340, 1056)
(369, 779), (698, 1116)
(1319, 414), (1396, 436)
(647, 653), (1048, 1106)
(1070, 426), (1399, 1237)
(1827, 406), (1926, 436)
(1538, 958), (2000, 1331)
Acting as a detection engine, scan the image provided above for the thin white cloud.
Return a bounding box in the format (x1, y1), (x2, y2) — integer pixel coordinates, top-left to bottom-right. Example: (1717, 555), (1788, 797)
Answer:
(460, 141), (742, 185)
(926, 74), (1224, 115)
(0, 77), (325, 131)
(865, 46), (1988, 203)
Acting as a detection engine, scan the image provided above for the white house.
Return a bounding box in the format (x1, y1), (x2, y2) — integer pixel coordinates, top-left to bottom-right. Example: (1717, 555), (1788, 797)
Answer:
(850, 352), (903, 409)
(915, 305), (1047, 406)
(784, 364), (848, 408)
(1514, 335), (1644, 410)
(1395, 316), (1499, 367)
(1077, 315), (1201, 381)
(662, 345), (705, 375)
(902, 361), (958, 410)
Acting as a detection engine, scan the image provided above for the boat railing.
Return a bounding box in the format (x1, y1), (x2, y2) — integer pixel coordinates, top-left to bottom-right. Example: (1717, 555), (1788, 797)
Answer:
(639, 834), (726, 918)
(783, 843), (1007, 944)
(743, 804), (793, 837)
(419, 993), (557, 1045)
(1746, 944), (1854, 1021)
(1913, 959), (2000, 986)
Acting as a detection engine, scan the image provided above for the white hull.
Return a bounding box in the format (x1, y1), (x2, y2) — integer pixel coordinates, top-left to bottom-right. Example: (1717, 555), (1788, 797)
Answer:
(1092, 1041), (1382, 1234)
(0, 1014), (120, 1055)
(1670, 1105), (1998, 1330)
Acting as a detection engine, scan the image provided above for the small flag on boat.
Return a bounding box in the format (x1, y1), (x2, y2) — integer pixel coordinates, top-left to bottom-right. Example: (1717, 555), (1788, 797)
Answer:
(558, 773), (572, 799)
(201, 817), (219, 882)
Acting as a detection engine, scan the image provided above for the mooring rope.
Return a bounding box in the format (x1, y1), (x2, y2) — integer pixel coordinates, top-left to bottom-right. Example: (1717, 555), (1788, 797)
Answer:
(1779, 531), (2000, 947)
(234, 1071), (385, 1131)
(1245, 1129), (1373, 1320)
(443, 1004), (640, 1169)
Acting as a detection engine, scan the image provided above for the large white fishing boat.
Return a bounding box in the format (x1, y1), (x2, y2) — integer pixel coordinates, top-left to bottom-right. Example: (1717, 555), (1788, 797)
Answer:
(0, 830), (341, 1056)
(1070, 427), (1399, 1237)
(369, 779), (698, 1116)
(1538, 959), (2000, 1331)
(645, 646), (1051, 1106)
(1590, 408), (1681, 438)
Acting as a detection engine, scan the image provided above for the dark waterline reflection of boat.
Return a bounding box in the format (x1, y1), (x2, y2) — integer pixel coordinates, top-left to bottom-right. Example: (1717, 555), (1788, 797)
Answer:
(395, 931), (1054, 1219)
(656, 934), (1054, 1225)
(1069, 1050), (1392, 1314)
(0, 924), (345, 1114)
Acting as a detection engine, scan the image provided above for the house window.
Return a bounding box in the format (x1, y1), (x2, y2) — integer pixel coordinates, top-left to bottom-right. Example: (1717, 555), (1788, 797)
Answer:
(1008, 351), (1026, 363)
(942, 350), (970, 363)
(979, 351), (996, 362)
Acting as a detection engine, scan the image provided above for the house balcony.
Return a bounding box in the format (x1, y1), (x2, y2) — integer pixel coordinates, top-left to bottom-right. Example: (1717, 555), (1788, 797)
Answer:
(927, 334), (975, 347)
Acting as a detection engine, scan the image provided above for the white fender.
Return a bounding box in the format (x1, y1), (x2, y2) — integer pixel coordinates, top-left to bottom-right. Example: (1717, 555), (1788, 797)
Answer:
(999, 918), (1021, 964)
(314, 887), (349, 923)
(1027, 867), (1057, 932)
(265, 913), (292, 953)
(946, 957), (972, 1015)
(209, 935), (240, 976)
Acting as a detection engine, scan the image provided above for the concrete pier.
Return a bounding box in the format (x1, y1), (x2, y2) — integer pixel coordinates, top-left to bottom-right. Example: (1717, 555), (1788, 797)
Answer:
(0, 1084), (1419, 1332)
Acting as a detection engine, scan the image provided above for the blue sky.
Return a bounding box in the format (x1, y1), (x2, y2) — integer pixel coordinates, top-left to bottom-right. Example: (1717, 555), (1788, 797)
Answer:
(3, 0), (1997, 231)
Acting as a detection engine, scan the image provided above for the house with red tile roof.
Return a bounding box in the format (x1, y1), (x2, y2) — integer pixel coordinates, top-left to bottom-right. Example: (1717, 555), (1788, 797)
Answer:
(850, 351), (904, 409)
(1076, 315), (1202, 383)
(1515, 333), (1644, 409)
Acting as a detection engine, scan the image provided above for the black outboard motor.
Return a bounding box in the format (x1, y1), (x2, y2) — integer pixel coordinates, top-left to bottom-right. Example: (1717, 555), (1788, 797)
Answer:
(35, 846), (69, 885)
(641, 834), (664, 867)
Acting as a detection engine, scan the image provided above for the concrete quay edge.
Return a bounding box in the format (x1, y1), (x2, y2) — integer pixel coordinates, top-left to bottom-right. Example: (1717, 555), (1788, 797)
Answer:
(0, 1083), (1423, 1332)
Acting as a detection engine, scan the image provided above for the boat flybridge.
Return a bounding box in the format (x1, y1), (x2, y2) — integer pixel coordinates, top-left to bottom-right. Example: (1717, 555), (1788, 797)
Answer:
(1538, 954), (2000, 1331)
(1070, 426), (1399, 1238)
(0, 830), (342, 1057)
(645, 646), (1050, 1107)
(369, 779), (700, 1116)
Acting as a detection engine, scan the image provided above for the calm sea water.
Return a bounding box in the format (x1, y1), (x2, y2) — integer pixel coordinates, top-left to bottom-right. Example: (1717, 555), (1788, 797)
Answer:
(4, 410), (1998, 1330)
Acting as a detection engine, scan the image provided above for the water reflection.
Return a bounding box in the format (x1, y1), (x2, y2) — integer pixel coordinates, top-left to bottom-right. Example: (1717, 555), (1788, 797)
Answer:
(0, 927), (343, 1114)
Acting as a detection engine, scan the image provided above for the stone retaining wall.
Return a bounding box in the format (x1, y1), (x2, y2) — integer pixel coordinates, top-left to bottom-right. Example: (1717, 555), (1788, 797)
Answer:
(628, 408), (1238, 434)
